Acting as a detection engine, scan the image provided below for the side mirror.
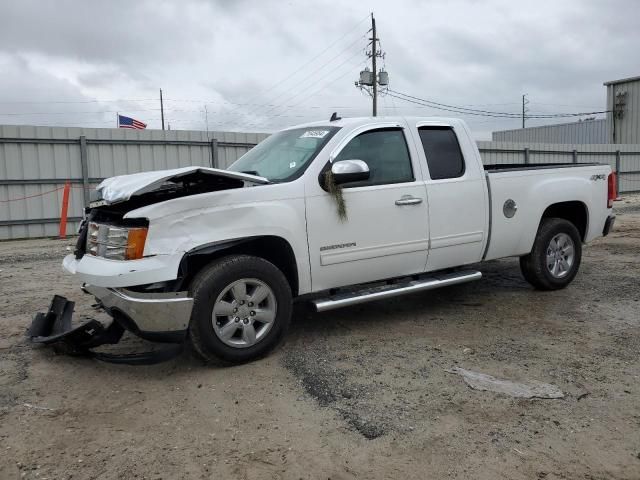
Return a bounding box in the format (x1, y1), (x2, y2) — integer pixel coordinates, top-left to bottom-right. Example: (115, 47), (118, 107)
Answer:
(330, 159), (370, 185)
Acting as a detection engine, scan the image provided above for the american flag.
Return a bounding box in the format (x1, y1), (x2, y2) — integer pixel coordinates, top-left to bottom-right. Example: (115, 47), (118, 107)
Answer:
(118, 114), (147, 130)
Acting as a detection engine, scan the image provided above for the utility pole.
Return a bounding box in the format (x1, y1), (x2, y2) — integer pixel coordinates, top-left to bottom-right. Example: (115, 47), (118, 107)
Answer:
(355, 13), (388, 116)
(371, 13), (377, 117)
(160, 88), (165, 130)
(521, 94), (528, 128)
(204, 105), (210, 139)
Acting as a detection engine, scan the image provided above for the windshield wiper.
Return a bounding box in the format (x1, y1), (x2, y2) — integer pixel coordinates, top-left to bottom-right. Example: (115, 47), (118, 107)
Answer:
(241, 170), (260, 176)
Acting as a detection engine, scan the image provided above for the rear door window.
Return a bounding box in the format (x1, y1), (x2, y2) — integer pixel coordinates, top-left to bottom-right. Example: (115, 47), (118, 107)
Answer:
(418, 127), (465, 180)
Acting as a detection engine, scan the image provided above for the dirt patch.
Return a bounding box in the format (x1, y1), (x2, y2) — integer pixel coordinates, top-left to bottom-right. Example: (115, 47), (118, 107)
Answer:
(283, 341), (394, 440)
(0, 195), (639, 479)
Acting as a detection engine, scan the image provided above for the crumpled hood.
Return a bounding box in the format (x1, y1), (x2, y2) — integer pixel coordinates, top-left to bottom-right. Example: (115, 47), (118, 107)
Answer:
(95, 166), (269, 205)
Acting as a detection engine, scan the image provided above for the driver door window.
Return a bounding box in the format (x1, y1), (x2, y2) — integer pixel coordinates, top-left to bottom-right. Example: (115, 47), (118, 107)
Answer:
(334, 128), (414, 187)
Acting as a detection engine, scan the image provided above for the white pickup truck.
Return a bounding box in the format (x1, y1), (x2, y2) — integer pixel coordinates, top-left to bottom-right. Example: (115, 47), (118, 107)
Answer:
(50, 116), (616, 363)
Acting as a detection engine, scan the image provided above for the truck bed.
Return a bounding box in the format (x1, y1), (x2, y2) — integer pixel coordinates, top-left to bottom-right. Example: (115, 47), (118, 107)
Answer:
(482, 161), (611, 262)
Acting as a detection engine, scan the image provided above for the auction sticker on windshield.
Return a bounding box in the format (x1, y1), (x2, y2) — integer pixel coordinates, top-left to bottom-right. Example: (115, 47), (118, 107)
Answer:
(300, 130), (330, 138)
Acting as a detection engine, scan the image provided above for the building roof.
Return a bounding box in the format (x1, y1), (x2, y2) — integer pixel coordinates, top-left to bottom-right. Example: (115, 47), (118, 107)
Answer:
(603, 75), (640, 86)
(494, 118), (605, 134)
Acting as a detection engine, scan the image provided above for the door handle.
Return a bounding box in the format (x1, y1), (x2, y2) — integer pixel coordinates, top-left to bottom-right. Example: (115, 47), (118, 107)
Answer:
(395, 195), (423, 206)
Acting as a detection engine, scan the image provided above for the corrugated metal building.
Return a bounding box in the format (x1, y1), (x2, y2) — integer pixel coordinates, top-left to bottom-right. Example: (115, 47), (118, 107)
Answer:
(492, 118), (607, 144)
(493, 75), (640, 145)
(605, 75), (640, 144)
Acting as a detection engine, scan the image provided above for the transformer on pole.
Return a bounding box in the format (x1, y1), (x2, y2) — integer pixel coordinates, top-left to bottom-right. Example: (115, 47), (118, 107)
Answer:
(355, 13), (388, 116)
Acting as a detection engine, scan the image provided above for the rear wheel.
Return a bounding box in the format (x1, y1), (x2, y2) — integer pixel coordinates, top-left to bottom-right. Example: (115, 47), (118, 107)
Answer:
(519, 218), (582, 290)
(188, 255), (292, 364)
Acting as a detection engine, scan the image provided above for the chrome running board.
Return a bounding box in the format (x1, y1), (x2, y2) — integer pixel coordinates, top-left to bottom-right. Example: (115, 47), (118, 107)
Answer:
(312, 270), (482, 312)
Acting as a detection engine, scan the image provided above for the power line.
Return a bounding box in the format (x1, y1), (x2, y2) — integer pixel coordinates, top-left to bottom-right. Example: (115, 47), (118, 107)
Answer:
(0, 96), (365, 108)
(447, 102), (521, 107)
(388, 89), (611, 118)
(0, 17), (370, 105)
(387, 92), (520, 118)
(184, 32), (368, 130)
(250, 33), (367, 120)
(218, 14), (370, 122)
(0, 16), (371, 124)
(165, 97), (368, 109)
(275, 61), (367, 117)
(0, 98), (159, 105)
(0, 26), (369, 128)
(249, 47), (366, 126)
(0, 109), (162, 116)
(256, 50), (360, 115)
(298, 63), (368, 107)
(0, 95), (546, 111)
(389, 89), (523, 117)
(0, 102), (379, 117)
(244, 14), (370, 102)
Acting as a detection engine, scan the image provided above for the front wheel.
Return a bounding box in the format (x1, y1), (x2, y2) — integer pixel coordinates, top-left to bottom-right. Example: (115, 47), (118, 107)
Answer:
(519, 218), (582, 290)
(188, 255), (292, 364)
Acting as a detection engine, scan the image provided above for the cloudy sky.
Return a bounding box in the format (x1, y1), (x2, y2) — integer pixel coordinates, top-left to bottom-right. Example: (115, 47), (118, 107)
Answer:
(0, 0), (637, 139)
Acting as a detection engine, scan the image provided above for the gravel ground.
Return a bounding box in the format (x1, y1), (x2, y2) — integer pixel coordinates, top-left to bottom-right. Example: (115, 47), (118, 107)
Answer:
(1, 195), (639, 479)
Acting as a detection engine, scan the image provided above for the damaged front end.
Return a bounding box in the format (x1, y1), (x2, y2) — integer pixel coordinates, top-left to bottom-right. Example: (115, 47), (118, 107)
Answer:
(93, 165), (269, 207)
(29, 286), (193, 364)
(28, 166), (259, 363)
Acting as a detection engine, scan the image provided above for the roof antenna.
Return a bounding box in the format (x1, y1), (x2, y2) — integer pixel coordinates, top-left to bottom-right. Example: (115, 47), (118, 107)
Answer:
(330, 112), (341, 122)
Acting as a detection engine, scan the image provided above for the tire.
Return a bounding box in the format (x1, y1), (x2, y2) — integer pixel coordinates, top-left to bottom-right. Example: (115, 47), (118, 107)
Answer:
(519, 218), (582, 291)
(188, 255), (292, 364)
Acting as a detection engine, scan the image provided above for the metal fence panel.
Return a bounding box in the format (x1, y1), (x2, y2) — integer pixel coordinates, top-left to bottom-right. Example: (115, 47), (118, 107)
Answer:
(478, 141), (640, 193)
(619, 152), (640, 193)
(0, 125), (269, 240)
(2, 127), (638, 240)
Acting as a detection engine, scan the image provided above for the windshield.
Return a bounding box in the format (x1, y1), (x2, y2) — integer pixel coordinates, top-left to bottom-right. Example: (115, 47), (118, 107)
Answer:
(228, 126), (339, 182)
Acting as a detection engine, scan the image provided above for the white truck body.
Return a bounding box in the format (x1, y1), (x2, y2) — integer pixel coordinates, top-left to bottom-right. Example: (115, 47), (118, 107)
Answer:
(56, 117), (615, 361)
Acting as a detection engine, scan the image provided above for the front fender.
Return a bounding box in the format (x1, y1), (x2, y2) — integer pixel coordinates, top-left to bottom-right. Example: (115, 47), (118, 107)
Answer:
(124, 188), (311, 294)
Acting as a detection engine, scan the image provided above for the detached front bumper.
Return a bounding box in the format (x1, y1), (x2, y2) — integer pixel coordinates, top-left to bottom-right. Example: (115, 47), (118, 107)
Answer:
(29, 290), (190, 363)
(83, 285), (193, 342)
(29, 256), (194, 363)
(62, 253), (182, 288)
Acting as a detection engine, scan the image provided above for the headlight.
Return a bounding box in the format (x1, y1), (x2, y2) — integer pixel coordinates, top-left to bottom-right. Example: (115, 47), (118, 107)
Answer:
(87, 222), (148, 260)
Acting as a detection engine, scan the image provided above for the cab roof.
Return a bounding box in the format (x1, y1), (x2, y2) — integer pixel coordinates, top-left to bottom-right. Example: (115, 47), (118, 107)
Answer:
(285, 116), (467, 131)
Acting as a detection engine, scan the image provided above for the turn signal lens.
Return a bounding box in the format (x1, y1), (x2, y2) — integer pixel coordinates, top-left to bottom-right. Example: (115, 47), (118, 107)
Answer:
(125, 228), (148, 260)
